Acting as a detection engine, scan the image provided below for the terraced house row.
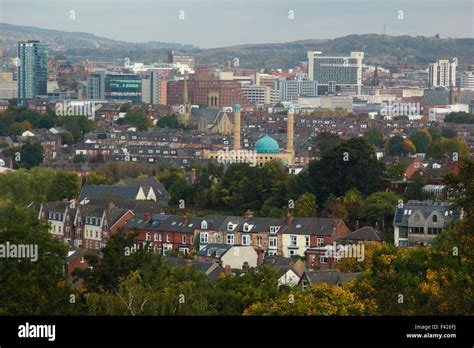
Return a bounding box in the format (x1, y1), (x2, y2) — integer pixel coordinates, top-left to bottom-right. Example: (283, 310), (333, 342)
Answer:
(39, 199), (353, 264)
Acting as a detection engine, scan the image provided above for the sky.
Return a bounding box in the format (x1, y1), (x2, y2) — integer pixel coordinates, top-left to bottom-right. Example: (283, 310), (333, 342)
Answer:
(1, 0), (473, 48)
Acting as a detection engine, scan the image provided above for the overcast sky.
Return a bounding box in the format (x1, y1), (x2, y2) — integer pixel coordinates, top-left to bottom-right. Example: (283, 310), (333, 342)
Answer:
(1, 0), (473, 48)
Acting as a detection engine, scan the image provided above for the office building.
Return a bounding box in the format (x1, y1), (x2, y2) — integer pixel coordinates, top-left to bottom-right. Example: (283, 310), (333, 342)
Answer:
(17, 40), (48, 99)
(307, 51), (364, 94)
(241, 84), (279, 105)
(429, 59), (457, 87)
(142, 71), (167, 105)
(460, 71), (474, 89)
(168, 51), (195, 69)
(273, 78), (318, 101)
(87, 71), (142, 102)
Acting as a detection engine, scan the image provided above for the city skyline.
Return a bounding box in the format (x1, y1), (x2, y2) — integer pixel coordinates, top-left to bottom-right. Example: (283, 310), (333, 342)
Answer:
(1, 0), (473, 48)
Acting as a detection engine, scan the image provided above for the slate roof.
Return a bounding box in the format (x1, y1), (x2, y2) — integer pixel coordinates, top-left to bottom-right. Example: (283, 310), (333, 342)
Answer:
(393, 200), (459, 226)
(339, 226), (388, 242)
(285, 218), (342, 236)
(117, 177), (169, 204)
(191, 108), (223, 124)
(302, 270), (361, 286)
(79, 185), (139, 201)
(197, 243), (232, 259)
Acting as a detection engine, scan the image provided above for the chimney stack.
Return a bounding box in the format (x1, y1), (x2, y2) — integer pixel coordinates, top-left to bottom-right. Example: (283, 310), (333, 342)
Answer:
(233, 104), (241, 151)
(287, 211), (293, 225)
(224, 264), (232, 275)
(144, 210), (152, 222)
(182, 213), (189, 226)
(244, 209), (254, 219)
(107, 200), (116, 210)
(242, 261), (249, 273)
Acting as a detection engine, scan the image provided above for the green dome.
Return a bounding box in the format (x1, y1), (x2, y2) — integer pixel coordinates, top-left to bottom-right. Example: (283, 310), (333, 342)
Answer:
(255, 135), (280, 154)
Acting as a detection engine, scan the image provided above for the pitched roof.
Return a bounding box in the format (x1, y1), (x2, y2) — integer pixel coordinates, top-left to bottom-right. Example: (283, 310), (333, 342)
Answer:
(302, 270), (361, 286)
(197, 243), (232, 259)
(79, 185), (139, 201)
(339, 226), (387, 242)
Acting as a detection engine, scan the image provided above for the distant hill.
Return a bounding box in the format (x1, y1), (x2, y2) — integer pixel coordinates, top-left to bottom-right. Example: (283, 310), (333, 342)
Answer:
(1, 23), (473, 68)
(0, 22), (195, 60)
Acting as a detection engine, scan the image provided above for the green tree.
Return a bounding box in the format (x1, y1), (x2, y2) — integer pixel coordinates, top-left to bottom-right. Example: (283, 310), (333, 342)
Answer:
(0, 201), (76, 315)
(410, 129), (432, 153)
(19, 142), (43, 169)
(309, 137), (385, 203)
(386, 135), (406, 156)
(359, 191), (400, 231)
(364, 128), (384, 148)
(293, 192), (317, 217)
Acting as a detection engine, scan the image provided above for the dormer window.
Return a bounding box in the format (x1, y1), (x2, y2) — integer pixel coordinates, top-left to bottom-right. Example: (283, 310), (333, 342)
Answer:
(201, 220), (208, 230)
(432, 214), (438, 223)
(243, 223), (250, 232)
(270, 226), (280, 233)
(227, 222), (234, 231)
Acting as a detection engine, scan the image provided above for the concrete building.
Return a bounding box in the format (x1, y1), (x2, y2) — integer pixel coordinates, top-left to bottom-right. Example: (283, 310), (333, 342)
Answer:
(307, 51), (364, 94)
(272, 78), (318, 101)
(241, 84), (279, 106)
(460, 70), (474, 89)
(0, 81), (18, 99)
(141, 70), (167, 105)
(429, 59), (457, 87)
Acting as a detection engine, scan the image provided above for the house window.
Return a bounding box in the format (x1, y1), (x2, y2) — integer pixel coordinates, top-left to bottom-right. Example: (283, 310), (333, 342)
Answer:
(289, 249), (297, 256)
(270, 226), (279, 233)
(317, 237), (324, 247)
(399, 227), (408, 238)
(304, 236), (310, 247)
(154, 233), (159, 242)
(227, 222), (234, 231)
(432, 214), (438, 223)
(146, 232), (151, 241)
(182, 235), (186, 244)
(159, 233), (162, 242)
(414, 214), (420, 223)
(257, 236), (262, 246)
(269, 237), (277, 248)
(166, 234), (171, 243)
(290, 235), (297, 247)
(320, 256), (328, 264)
(190, 236), (194, 244)
(242, 235), (250, 245)
(226, 234), (234, 245)
(201, 220), (208, 230)
(95, 231), (98, 238)
(200, 232), (208, 243)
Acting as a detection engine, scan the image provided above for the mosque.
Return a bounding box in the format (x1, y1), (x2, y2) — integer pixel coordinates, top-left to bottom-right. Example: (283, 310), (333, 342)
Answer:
(204, 104), (295, 167)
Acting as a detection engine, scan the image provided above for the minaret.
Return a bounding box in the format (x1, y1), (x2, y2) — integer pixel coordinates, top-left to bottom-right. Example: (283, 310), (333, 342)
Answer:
(287, 104), (294, 164)
(233, 104), (241, 151)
